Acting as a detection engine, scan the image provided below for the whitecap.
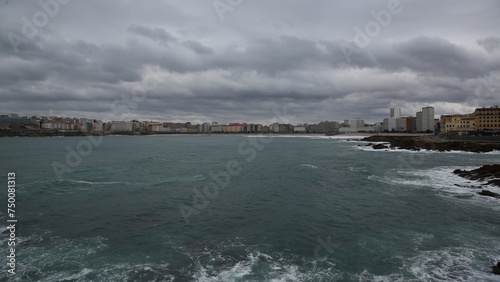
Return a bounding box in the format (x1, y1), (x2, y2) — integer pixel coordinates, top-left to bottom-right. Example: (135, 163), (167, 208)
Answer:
(300, 164), (318, 169)
(357, 145), (500, 155)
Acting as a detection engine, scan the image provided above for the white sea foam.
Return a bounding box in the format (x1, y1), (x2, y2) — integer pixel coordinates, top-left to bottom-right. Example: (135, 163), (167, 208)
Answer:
(93, 263), (172, 281)
(404, 247), (494, 282)
(193, 251), (269, 281)
(357, 145), (500, 155)
(375, 166), (500, 209)
(58, 268), (93, 281)
(352, 245), (498, 282)
(300, 164), (318, 169)
(62, 179), (128, 186)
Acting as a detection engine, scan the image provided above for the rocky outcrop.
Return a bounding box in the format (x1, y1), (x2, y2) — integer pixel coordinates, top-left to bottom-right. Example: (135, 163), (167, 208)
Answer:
(453, 165), (500, 199)
(361, 136), (500, 153)
(492, 262), (500, 275)
(478, 190), (500, 198)
(373, 143), (389, 150)
(453, 165), (500, 187)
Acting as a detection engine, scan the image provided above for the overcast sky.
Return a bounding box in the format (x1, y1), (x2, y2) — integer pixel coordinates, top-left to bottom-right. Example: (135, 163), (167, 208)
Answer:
(1, 0), (499, 124)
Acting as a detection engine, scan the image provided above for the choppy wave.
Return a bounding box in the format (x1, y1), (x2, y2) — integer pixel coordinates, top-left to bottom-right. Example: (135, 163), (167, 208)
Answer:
(3, 231), (498, 281)
(371, 166), (500, 208)
(357, 145), (500, 155)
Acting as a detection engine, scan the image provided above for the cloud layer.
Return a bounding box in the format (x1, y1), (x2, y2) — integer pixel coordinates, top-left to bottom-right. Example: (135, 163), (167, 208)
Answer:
(1, 0), (500, 124)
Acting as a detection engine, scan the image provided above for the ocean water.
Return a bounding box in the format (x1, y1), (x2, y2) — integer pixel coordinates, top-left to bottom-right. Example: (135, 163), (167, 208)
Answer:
(0, 135), (499, 281)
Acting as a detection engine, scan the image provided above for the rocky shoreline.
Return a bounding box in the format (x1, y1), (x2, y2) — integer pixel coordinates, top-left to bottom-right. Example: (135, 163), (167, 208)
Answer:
(359, 136), (500, 153)
(453, 165), (500, 199)
(357, 136), (500, 201)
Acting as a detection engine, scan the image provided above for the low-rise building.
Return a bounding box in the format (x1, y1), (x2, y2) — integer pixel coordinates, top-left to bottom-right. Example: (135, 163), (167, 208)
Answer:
(293, 126), (306, 133)
(110, 121), (133, 132)
(441, 114), (475, 133)
(271, 123), (280, 133)
(0, 117), (32, 126)
(210, 122), (223, 133)
(404, 117), (414, 132)
(199, 122), (211, 133)
(307, 121), (340, 133)
(147, 122), (163, 132)
(350, 118), (364, 129)
(222, 123), (242, 133)
(182, 124), (199, 133)
(242, 123), (263, 133)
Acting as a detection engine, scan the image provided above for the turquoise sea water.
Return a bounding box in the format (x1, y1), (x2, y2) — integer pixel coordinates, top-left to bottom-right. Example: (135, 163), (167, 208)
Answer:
(0, 135), (499, 281)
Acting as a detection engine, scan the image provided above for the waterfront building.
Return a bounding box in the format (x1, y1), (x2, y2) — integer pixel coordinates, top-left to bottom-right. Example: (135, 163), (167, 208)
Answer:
(403, 116), (414, 132)
(415, 111), (423, 132)
(110, 121), (133, 132)
(390, 107), (401, 119)
(210, 122), (223, 133)
(0, 117), (31, 127)
(382, 118), (389, 131)
(182, 125), (199, 133)
(272, 123), (280, 133)
(350, 118), (364, 129)
(280, 124), (294, 133)
(388, 118), (397, 131)
(222, 123), (242, 133)
(440, 114), (475, 133)
(294, 126), (306, 133)
(422, 106), (435, 132)
(249, 124), (263, 133)
(474, 105), (500, 131)
(147, 122), (163, 132)
(199, 122), (211, 133)
(241, 123), (262, 133)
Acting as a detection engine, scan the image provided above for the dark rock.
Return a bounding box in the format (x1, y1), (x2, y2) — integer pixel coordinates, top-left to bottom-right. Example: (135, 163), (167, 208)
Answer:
(492, 262), (500, 275)
(478, 190), (500, 198)
(373, 144), (389, 150)
(361, 136), (500, 153)
(454, 183), (481, 189)
(358, 143), (372, 147)
(453, 165), (500, 187)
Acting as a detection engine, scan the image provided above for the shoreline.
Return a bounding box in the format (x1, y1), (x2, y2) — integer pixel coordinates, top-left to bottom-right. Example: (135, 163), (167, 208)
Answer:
(359, 135), (500, 153)
(0, 131), (334, 138)
(0, 130), (441, 138)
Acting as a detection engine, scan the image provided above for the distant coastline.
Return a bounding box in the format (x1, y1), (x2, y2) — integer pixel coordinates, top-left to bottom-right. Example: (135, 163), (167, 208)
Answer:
(0, 130), (337, 138)
(0, 130), (440, 138)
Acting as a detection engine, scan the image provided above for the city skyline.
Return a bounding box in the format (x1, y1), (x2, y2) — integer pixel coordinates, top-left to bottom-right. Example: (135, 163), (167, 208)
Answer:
(5, 105), (499, 134)
(1, 1), (499, 124)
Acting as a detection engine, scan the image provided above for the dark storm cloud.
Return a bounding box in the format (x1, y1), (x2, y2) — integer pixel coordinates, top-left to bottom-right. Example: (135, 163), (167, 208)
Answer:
(1, 0), (499, 123)
(376, 36), (490, 79)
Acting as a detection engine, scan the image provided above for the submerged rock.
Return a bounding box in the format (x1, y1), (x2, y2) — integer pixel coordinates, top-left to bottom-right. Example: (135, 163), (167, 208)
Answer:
(478, 190), (500, 198)
(492, 262), (500, 275)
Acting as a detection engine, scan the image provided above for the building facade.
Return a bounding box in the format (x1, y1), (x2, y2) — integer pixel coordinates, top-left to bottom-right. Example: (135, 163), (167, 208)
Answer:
(390, 107), (401, 119)
(440, 114), (475, 133)
(474, 106), (500, 131)
(422, 106), (435, 132)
